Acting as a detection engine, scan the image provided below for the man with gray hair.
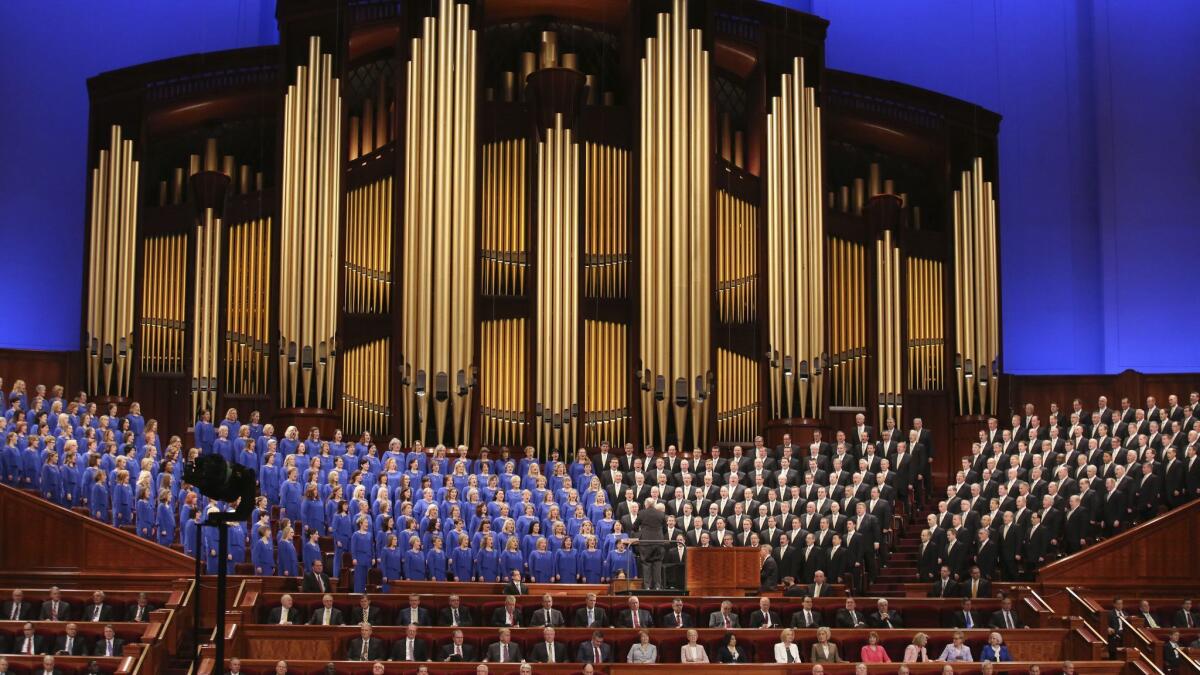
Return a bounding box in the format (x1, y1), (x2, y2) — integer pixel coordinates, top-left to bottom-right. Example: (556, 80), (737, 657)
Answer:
(632, 497), (667, 589)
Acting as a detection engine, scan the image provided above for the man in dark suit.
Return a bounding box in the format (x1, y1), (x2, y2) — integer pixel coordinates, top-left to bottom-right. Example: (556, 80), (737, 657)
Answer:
(929, 565), (960, 598)
(92, 625), (124, 657)
(659, 597), (693, 628)
(573, 593), (610, 628)
(52, 623), (88, 656)
(3, 589), (33, 621)
(989, 596), (1026, 629)
(663, 535), (688, 590)
(760, 544), (780, 591)
(485, 627), (523, 663)
(346, 624), (385, 661)
(1063, 494), (1091, 553)
(436, 594), (474, 627)
(38, 587), (71, 622)
(529, 626), (569, 663)
(307, 594), (344, 626)
(267, 594), (302, 625)
(1133, 462), (1163, 522)
(632, 499), (668, 590)
(973, 529), (999, 579)
(791, 595), (824, 628)
(530, 594), (565, 628)
(835, 598), (869, 628)
(125, 592), (156, 623)
(799, 533), (828, 584)
(616, 596), (654, 628)
(960, 566), (992, 599)
(869, 599), (904, 628)
(490, 596), (522, 628)
(996, 511), (1024, 581)
(1101, 478), (1128, 536)
(438, 629), (478, 661)
(575, 631), (613, 664)
(805, 569), (834, 598)
(748, 597), (782, 629)
(350, 594), (384, 627)
(1173, 600), (1197, 629)
(1106, 597), (1128, 657)
(82, 591), (114, 623)
(400, 595), (431, 626)
(502, 569), (528, 596)
(301, 558), (333, 594)
(1022, 511), (1051, 578)
(390, 624), (429, 662)
(1163, 447), (1186, 508)
(950, 599), (981, 629)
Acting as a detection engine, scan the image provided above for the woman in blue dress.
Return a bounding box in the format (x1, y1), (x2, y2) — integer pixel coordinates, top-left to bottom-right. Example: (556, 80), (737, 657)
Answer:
(403, 535), (427, 581)
(125, 402), (145, 446)
(328, 429), (346, 459)
(181, 507), (201, 558)
(555, 535), (580, 582)
(302, 528), (323, 573)
(603, 537), (637, 582)
(135, 486), (156, 540)
(449, 534), (474, 581)
(246, 411), (264, 441)
(474, 533), (500, 582)
(350, 517), (375, 592)
(278, 467), (302, 520)
(579, 536), (604, 584)
(521, 520), (544, 560)
(110, 469), (134, 528)
(21, 443), (41, 489)
(379, 534), (403, 591)
(375, 516), (396, 557)
(595, 507), (616, 542)
(155, 489), (175, 546)
(1, 432), (19, 485)
(330, 500), (353, 579)
(226, 519), (247, 574)
(39, 450), (62, 504)
(237, 439), (259, 474)
(202, 511), (222, 573)
(258, 452), (280, 507)
(279, 426), (300, 457)
(527, 537), (556, 583)
(277, 524), (299, 577)
(499, 536), (525, 581)
(299, 484), (326, 536)
(425, 536), (448, 581)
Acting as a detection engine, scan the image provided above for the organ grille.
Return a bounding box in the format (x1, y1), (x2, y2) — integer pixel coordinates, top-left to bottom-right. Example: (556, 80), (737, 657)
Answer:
(139, 234), (186, 374)
(584, 320), (628, 449)
(224, 218), (271, 395)
(583, 143), (628, 299)
(717, 348), (759, 443)
(716, 190), (757, 323)
(906, 256), (944, 391)
(481, 139), (526, 297)
(344, 178), (392, 314)
(342, 338), (390, 438)
(829, 238), (866, 408)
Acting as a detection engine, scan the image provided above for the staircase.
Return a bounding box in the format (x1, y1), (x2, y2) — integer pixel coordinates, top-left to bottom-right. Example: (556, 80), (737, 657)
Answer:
(868, 496), (936, 596)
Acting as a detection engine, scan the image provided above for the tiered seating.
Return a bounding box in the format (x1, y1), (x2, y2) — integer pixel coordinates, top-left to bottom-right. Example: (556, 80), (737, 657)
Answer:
(198, 661), (1127, 675)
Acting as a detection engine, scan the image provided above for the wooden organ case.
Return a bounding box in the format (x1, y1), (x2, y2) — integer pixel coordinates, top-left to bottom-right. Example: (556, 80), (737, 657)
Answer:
(81, 0), (1001, 478)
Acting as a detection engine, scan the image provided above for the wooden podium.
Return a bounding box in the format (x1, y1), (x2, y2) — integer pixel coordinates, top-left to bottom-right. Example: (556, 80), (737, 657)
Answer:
(684, 547), (760, 596)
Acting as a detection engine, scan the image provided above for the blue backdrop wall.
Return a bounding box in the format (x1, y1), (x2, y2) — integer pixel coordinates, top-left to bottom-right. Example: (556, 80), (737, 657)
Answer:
(1, 1), (1196, 373)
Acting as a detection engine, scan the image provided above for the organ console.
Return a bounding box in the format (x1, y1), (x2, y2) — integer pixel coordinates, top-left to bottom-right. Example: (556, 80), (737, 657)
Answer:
(80, 0), (1001, 463)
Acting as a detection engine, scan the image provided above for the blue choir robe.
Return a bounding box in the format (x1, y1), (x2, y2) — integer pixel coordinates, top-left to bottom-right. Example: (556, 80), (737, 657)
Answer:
(125, 413), (145, 444)
(194, 421), (215, 454)
(302, 539), (322, 572)
(555, 548), (580, 582)
(499, 549), (525, 579)
(226, 522), (247, 573)
(20, 448), (40, 488)
(449, 547), (474, 581)
(279, 479), (302, 518)
(303, 439), (321, 457)
(254, 435), (276, 456)
(156, 503), (176, 546)
(238, 449), (259, 473)
(279, 437), (299, 456)
(474, 548), (500, 582)
(212, 438), (235, 463)
(350, 531), (374, 593)
(219, 419), (241, 441)
(603, 548), (637, 580)
(300, 498), (326, 536)
(203, 525), (222, 573)
(1, 444), (19, 484)
(277, 536), (299, 577)
(247, 423), (264, 440)
(259, 465), (280, 505)
(331, 513), (353, 577)
(90, 482), (109, 520)
(380, 546), (403, 590)
(579, 549), (604, 583)
(402, 548), (428, 580)
(528, 549), (557, 582)
(111, 483), (133, 527)
(39, 463), (62, 504)
(61, 467), (80, 507)
(181, 518), (199, 557)
(521, 533), (541, 560)
(251, 538), (275, 576)
(135, 498), (156, 539)
(425, 548), (448, 581)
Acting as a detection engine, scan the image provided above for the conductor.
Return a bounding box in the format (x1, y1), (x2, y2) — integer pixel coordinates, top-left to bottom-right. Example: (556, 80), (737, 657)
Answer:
(632, 498), (668, 590)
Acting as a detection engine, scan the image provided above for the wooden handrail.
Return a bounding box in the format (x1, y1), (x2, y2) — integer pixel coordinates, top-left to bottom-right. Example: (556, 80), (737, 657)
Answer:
(1122, 616), (1164, 669)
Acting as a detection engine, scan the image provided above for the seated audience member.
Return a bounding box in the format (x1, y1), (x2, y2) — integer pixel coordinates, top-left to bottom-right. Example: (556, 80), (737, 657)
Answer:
(83, 591), (113, 623)
(1164, 630), (1184, 670)
(437, 594), (473, 627)
(530, 593), (565, 627)
(869, 598), (903, 628)
(529, 626), (567, 663)
(502, 569), (528, 595)
(791, 595), (823, 628)
(390, 625), (427, 662)
(309, 594), (344, 626)
(2, 590), (32, 621)
(860, 631), (890, 663)
(979, 631), (1012, 662)
(268, 594), (302, 625)
(574, 593), (609, 628)
(836, 597), (868, 628)
(37, 655), (60, 675)
(660, 597), (692, 628)
(989, 596), (1026, 629)
(937, 630), (973, 662)
(716, 632), (747, 663)
(749, 597), (781, 629)
(810, 626), (842, 663)
(576, 630), (612, 664)
(347, 624), (385, 661)
(15, 622), (44, 656)
(1137, 599), (1162, 628)
(627, 630), (658, 664)
(951, 598), (980, 629)
(679, 629), (707, 663)
(93, 625), (123, 657)
(351, 594), (383, 626)
(1174, 599), (1196, 628)
(301, 559), (333, 593)
(401, 594), (431, 626)
(126, 592), (155, 622)
(617, 596), (653, 628)
(486, 627), (524, 663)
(53, 623), (88, 656)
(903, 633), (930, 663)
(709, 599), (740, 629)
(774, 628), (802, 663)
(490, 595), (521, 628)
(440, 629), (477, 661)
(39, 587), (71, 622)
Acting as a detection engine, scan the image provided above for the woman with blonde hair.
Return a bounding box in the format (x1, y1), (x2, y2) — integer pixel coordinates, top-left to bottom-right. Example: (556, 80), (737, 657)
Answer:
(810, 626), (843, 663)
(774, 628), (801, 663)
(679, 629), (708, 663)
(903, 632), (930, 662)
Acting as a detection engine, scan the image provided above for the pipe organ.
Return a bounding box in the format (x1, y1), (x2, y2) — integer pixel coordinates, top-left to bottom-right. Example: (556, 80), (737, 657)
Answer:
(85, 0), (1002, 454)
(766, 57), (825, 421)
(279, 36), (342, 411)
(639, 0), (712, 452)
(829, 238), (866, 408)
(399, 0), (477, 448)
(953, 157), (1000, 416)
(86, 125), (139, 399)
(875, 229), (902, 426)
(139, 234), (186, 374)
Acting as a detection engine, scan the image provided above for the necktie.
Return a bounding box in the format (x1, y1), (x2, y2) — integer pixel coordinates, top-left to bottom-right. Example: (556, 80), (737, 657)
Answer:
(850, 611), (857, 625)
(675, 613), (682, 626)
(24, 637), (33, 654)
(972, 581), (978, 598)
(51, 602), (58, 621)
(452, 608), (458, 625)
(94, 605), (101, 621)
(412, 608), (418, 623)
(361, 639), (368, 660)
(1187, 612), (1193, 628)
(137, 606), (144, 621)
(280, 608), (288, 624)
(805, 610), (811, 625)
(588, 609), (594, 625)
(10, 604), (17, 620)
(454, 645), (461, 657)
(764, 611), (771, 628)
(548, 643), (555, 663)
(66, 637), (72, 653)
(408, 639), (414, 660)
(593, 645), (600, 663)
(723, 614), (730, 628)
(966, 612), (973, 628)
(107, 639), (114, 656)
(316, 574), (324, 592)
(501, 643), (508, 662)
(507, 610), (514, 625)
(1005, 611), (1013, 629)
(632, 611), (639, 628)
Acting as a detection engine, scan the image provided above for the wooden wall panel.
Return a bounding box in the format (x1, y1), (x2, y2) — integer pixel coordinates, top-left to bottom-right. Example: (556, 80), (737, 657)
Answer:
(0, 349), (82, 398)
(0, 482), (193, 575)
(1004, 371), (1199, 422)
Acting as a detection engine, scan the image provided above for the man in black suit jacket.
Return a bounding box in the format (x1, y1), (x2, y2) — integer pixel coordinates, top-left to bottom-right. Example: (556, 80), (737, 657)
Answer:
(484, 628), (523, 662)
(748, 597), (782, 629)
(2, 589), (33, 622)
(790, 596), (824, 628)
(529, 626), (569, 663)
(301, 559), (333, 594)
(949, 599), (982, 629)
(399, 595), (431, 626)
(438, 629), (479, 661)
(616, 597), (654, 628)
(390, 625), (429, 662)
(989, 597), (1026, 629)
(659, 598), (693, 628)
(996, 512), (1024, 581)
(346, 624), (386, 661)
(1106, 597), (1128, 657)
(530, 594), (565, 628)
(13, 623), (44, 656)
(573, 593), (610, 628)
(835, 598), (869, 628)
(267, 595), (302, 625)
(38, 588), (71, 622)
(575, 631), (613, 664)
(1173, 600), (1197, 629)
(869, 599), (904, 629)
(125, 593), (156, 623)
(307, 594), (344, 626)
(490, 596), (522, 628)
(1133, 463), (1163, 521)
(92, 625), (124, 657)
(82, 591), (114, 623)
(52, 623), (89, 656)
(960, 567), (992, 599)
(973, 530), (999, 579)
(502, 570), (528, 596)
(1063, 495), (1090, 553)
(349, 594), (383, 627)
(929, 566), (960, 598)
(436, 595), (474, 627)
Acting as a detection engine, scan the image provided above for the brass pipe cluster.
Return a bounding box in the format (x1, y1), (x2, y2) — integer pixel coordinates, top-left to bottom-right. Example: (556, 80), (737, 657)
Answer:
(139, 234), (186, 374)
(584, 320), (628, 449)
(344, 177), (392, 314)
(906, 256), (944, 391)
(343, 338), (390, 438)
(716, 191), (757, 323)
(829, 238), (866, 408)
(480, 319), (526, 448)
(766, 57), (825, 420)
(639, 0), (712, 451)
(875, 229), (902, 427)
(225, 218), (272, 395)
(86, 125), (139, 398)
(490, 31), (610, 105)
(400, 0), (477, 446)
(717, 112), (745, 169)
(481, 139), (526, 297)
(953, 157), (999, 415)
(829, 161), (917, 226)
(157, 144), (263, 207)
(535, 113), (580, 455)
(347, 71), (394, 161)
(583, 142), (628, 299)
(717, 348), (758, 443)
(192, 209), (222, 415)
